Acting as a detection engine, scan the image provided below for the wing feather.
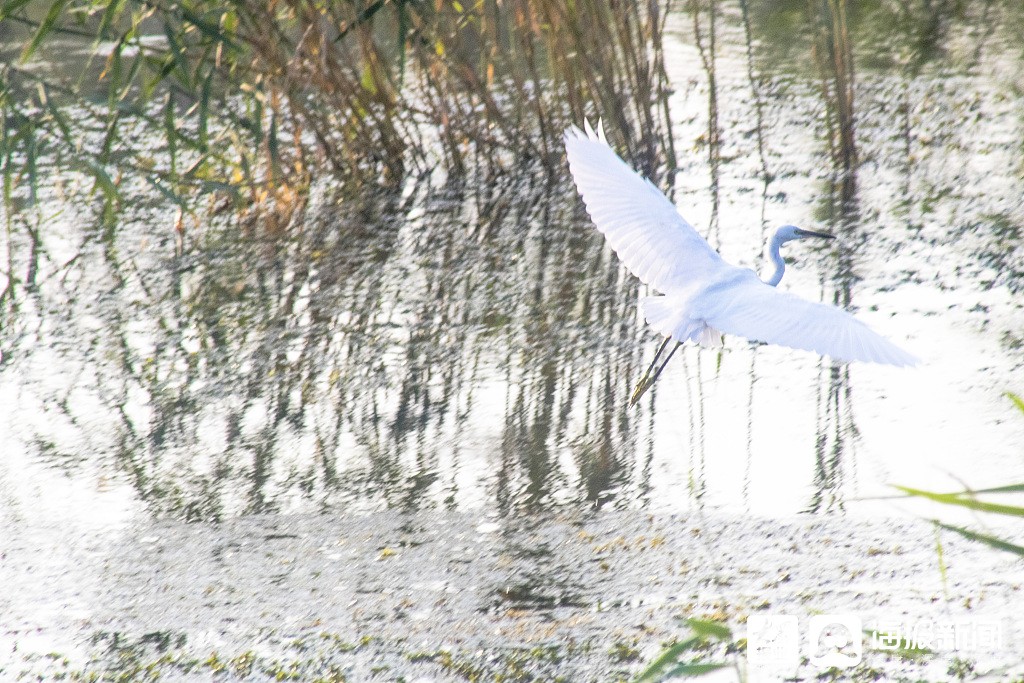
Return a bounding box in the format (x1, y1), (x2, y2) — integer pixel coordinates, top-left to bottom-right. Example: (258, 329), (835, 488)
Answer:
(696, 273), (918, 366)
(564, 123), (723, 293)
(566, 121), (916, 367)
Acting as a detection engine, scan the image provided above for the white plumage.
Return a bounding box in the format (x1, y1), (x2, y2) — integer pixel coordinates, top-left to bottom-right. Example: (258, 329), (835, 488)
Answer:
(564, 121), (918, 368)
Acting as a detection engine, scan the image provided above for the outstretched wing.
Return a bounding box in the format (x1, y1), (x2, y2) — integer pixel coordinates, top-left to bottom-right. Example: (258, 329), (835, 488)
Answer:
(696, 272), (918, 366)
(564, 122), (723, 294)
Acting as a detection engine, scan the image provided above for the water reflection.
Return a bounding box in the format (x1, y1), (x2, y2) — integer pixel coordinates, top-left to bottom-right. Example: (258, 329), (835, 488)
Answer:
(690, 0), (723, 244)
(3, 1), (1024, 527)
(1, 162), (655, 520)
(810, 0), (859, 513)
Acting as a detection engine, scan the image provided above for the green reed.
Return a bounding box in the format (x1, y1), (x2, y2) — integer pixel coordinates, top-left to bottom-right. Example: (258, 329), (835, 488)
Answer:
(0, 0), (676, 231)
(896, 393), (1024, 558)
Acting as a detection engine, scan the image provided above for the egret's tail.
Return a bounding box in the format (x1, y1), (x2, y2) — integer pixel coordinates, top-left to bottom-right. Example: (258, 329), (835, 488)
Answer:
(640, 295), (687, 339)
(697, 325), (723, 348)
(640, 296), (720, 348)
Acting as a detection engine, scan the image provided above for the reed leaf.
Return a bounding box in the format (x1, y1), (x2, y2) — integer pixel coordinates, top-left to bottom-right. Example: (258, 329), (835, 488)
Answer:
(19, 0), (70, 63)
(84, 158), (118, 203)
(162, 20), (193, 91)
(893, 485), (1024, 517)
(42, 92), (73, 144)
(935, 522), (1024, 557)
(664, 662), (730, 677)
(0, 0), (34, 20)
(633, 619), (733, 682)
(96, 0), (128, 46)
(632, 637), (702, 683)
(198, 70), (211, 152)
(144, 175), (189, 208)
(164, 93), (177, 179)
(683, 618), (731, 641)
(965, 483), (1024, 495)
(176, 4), (238, 50)
(100, 111), (122, 163)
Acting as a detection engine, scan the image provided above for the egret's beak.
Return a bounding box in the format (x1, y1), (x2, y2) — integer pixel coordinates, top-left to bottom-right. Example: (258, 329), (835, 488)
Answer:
(794, 228), (835, 240)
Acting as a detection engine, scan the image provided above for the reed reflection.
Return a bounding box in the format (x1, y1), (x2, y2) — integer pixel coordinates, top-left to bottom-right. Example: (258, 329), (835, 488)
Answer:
(10, 166), (653, 521)
(809, 0), (859, 513)
(6, 0), (1023, 528)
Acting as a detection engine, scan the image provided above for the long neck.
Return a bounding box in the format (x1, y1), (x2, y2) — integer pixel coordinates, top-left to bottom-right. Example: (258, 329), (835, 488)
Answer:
(765, 232), (786, 287)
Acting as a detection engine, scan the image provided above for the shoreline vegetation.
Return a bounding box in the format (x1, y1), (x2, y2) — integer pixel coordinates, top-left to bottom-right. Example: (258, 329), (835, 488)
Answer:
(0, 0), (676, 234)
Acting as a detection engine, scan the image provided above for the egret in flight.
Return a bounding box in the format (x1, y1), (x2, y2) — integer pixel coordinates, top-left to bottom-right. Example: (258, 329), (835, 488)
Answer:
(564, 121), (917, 405)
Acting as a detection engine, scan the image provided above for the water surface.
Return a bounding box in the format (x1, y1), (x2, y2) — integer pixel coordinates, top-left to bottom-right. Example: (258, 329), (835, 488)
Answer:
(2, 1), (1024, 678)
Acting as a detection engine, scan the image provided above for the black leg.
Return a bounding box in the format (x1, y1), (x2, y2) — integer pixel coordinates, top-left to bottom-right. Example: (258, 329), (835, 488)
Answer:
(649, 341), (681, 386)
(630, 337), (679, 406)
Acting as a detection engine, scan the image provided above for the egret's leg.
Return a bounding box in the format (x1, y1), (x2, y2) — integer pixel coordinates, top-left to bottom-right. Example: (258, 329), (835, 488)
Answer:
(647, 341), (681, 388)
(636, 337), (671, 389)
(630, 338), (680, 406)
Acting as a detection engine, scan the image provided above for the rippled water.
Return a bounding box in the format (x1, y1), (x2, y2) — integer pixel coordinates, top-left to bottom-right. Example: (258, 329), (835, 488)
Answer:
(2, 1), (1024, 678)
(4, 3), (1022, 524)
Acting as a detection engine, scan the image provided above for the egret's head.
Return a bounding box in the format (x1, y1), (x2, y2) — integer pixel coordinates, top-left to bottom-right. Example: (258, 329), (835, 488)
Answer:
(776, 224), (835, 244)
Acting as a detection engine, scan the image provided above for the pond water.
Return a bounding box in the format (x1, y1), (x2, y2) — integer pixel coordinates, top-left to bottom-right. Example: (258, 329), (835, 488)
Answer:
(2, 1), (1024, 679)
(4, 3), (1022, 523)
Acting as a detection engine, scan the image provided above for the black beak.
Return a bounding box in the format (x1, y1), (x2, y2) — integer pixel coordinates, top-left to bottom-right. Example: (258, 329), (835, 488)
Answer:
(794, 228), (835, 240)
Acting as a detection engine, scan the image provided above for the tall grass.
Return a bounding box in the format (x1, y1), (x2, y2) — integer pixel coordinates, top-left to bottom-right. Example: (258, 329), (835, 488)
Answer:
(0, 0), (676, 229)
(810, 0), (856, 182)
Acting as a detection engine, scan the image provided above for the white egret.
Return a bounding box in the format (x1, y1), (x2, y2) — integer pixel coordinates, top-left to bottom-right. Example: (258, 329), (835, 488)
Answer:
(564, 121), (917, 405)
